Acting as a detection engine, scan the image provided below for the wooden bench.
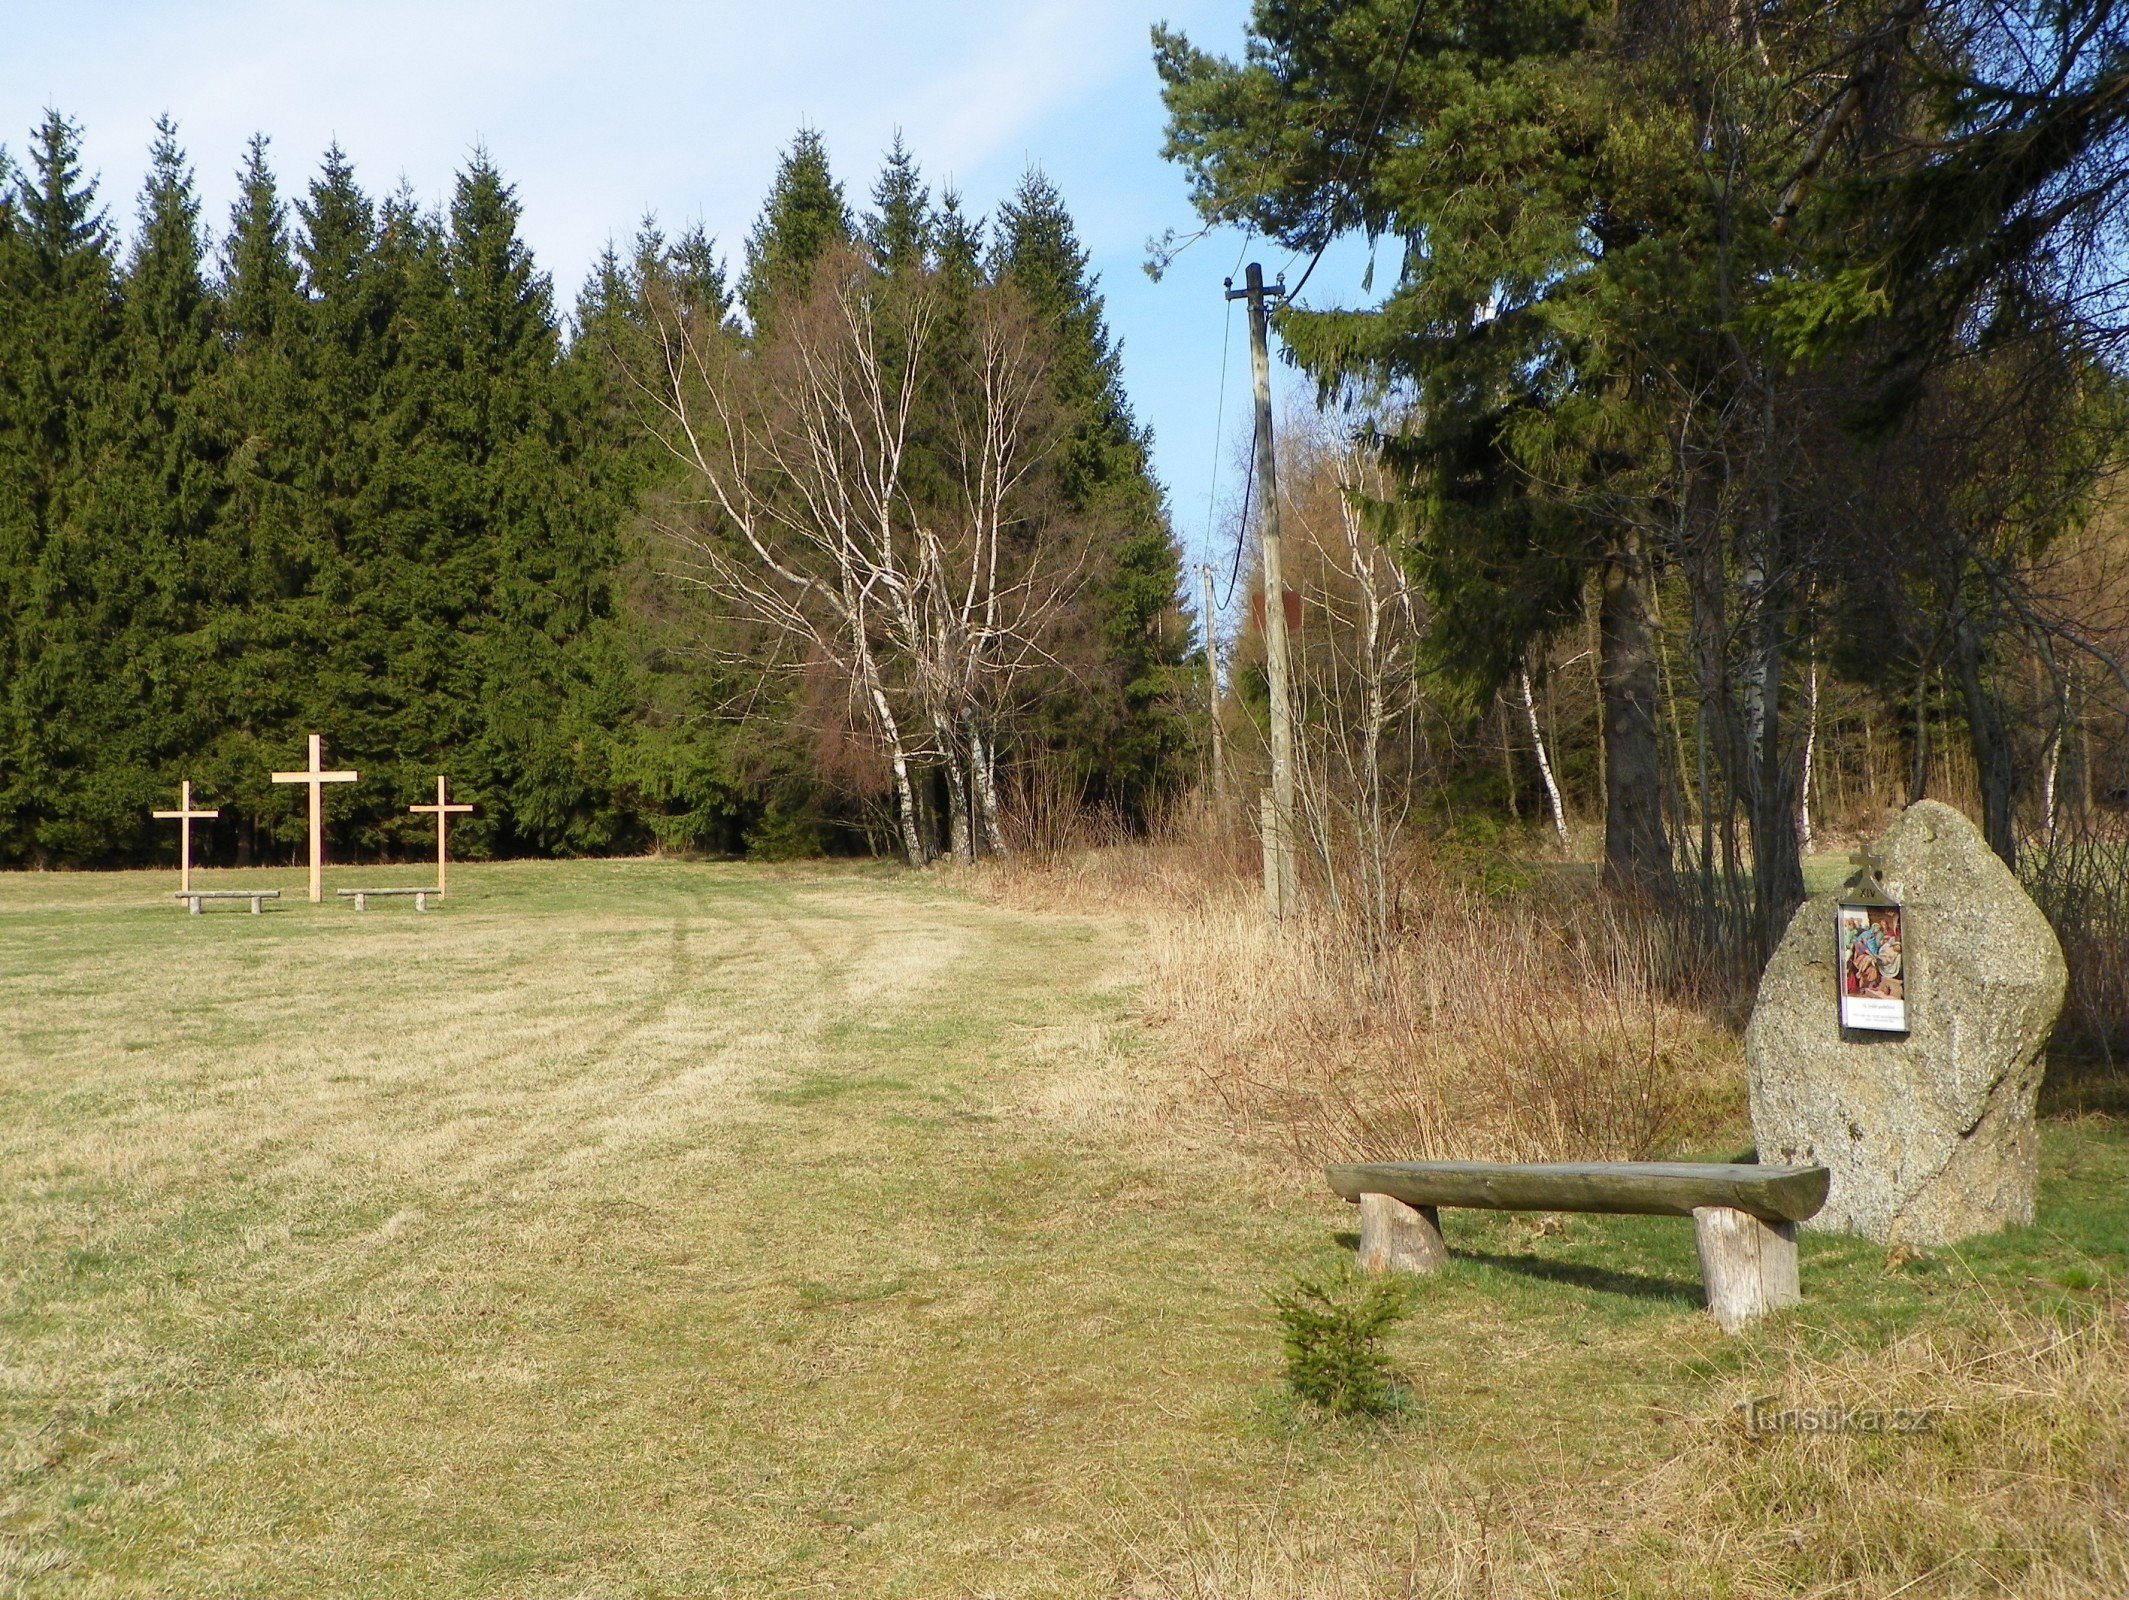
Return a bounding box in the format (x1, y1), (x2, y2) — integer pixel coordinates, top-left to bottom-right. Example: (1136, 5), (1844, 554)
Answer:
(1325, 1160), (1831, 1333)
(335, 887), (435, 912)
(175, 889), (281, 916)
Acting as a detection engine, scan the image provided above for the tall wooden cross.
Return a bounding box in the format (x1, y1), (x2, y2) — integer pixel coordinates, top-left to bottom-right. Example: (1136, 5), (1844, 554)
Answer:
(151, 780), (219, 894)
(271, 734), (358, 903)
(409, 776), (473, 896)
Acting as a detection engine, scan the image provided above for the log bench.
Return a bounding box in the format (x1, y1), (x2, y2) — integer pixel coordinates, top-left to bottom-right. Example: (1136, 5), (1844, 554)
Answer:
(1325, 1160), (1831, 1333)
(335, 887), (435, 912)
(175, 888), (281, 916)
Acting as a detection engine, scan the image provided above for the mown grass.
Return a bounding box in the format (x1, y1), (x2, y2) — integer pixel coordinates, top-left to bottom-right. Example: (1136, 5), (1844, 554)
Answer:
(3, 859), (2125, 1597)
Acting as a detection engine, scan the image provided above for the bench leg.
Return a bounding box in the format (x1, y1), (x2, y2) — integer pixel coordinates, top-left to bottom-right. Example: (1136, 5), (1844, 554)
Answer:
(416, 892), (428, 912)
(1357, 1192), (1448, 1275)
(250, 896), (263, 915)
(354, 893), (365, 911)
(187, 897), (200, 916)
(1694, 1206), (1800, 1333)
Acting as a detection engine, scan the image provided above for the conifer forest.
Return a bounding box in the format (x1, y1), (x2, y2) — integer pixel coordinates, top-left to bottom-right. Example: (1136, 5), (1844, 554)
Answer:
(0, 115), (1191, 870)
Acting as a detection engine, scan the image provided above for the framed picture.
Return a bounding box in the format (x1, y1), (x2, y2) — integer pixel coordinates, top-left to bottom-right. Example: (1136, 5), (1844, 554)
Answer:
(1838, 903), (1907, 1033)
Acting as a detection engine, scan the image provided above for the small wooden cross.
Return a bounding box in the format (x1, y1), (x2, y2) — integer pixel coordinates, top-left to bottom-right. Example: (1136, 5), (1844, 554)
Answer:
(151, 780), (219, 895)
(408, 776), (473, 896)
(271, 734), (359, 903)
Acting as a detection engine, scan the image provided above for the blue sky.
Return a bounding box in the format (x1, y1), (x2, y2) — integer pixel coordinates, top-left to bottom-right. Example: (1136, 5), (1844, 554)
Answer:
(1, 1), (1374, 605)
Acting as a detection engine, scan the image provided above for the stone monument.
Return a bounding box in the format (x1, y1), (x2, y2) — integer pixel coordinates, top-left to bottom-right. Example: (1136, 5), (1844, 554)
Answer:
(1746, 800), (2066, 1246)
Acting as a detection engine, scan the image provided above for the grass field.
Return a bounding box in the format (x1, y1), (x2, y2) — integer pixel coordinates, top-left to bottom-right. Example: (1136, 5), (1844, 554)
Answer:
(3, 860), (2125, 1597)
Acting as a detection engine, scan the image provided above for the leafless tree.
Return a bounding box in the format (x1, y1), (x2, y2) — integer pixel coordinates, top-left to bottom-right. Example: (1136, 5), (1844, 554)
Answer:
(637, 248), (1073, 864)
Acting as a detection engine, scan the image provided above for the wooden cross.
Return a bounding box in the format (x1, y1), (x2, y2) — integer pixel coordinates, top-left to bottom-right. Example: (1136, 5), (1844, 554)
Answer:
(151, 780), (219, 894)
(408, 775), (473, 896)
(271, 734), (359, 903)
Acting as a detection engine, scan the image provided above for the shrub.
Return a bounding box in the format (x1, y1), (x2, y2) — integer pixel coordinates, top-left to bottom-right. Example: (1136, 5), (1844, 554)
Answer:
(1271, 1265), (1414, 1418)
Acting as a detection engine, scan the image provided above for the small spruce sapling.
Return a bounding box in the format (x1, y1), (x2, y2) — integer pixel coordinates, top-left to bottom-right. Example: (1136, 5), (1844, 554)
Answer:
(1272, 1264), (1415, 1418)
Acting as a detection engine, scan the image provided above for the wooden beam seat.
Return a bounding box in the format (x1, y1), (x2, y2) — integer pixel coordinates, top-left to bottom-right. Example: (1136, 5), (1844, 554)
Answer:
(334, 887), (436, 912)
(174, 889), (281, 916)
(1324, 1159), (1831, 1334)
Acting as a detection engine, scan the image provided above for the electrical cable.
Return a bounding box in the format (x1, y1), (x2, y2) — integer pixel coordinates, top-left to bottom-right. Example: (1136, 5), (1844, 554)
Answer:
(1285, 0), (1429, 306)
(1223, 422), (1255, 611)
(1203, 290), (1236, 590)
(1207, 227), (1257, 616)
(1202, 0), (1429, 621)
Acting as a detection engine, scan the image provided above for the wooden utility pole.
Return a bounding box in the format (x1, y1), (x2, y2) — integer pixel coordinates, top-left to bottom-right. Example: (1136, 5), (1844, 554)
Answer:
(1226, 262), (1298, 919)
(271, 734), (358, 903)
(1197, 562), (1228, 808)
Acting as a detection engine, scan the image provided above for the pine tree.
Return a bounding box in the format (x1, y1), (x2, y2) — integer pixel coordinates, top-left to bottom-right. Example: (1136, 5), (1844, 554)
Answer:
(739, 128), (851, 327)
(73, 118), (230, 860)
(993, 169), (1192, 819)
(199, 134), (307, 863)
(865, 132), (930, 277)
(0, 111), (122, 861)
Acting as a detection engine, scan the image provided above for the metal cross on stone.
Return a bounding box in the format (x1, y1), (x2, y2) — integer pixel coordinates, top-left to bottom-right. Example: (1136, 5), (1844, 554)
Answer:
(1844, 843), (1896, 906)
(408, 776), (473, 896)
(271, 735), (359, 903)
(151, 780), (219, 894)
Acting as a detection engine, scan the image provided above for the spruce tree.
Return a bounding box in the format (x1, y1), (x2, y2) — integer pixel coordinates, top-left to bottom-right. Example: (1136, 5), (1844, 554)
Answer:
(933, 188), (983, 293)
(865, 132), (931, 277)
(77, 118), (229, 860)
(435, 153), (639, 853)
(200, 135), (307, 862)
(739, 128), (851, 327)
(663, 224), (733, 325)
(0, 111), (121, 861)
(993, 169), (1191, 819)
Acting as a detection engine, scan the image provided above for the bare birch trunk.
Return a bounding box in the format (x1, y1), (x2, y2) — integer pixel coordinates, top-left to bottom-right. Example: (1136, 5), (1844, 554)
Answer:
(869, 680), (926, 867)
(934, 713), (974, 865)
(967, 713), (1009, 857)
(2042, 728), (2060, 839)
(1797, 652), (1818, 854)
(1520, 668), (1570, 851)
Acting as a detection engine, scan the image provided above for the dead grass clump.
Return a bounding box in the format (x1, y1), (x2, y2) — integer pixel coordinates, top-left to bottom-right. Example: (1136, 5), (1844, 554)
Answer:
(984, 811), (1740, 1167)
(1122, 1296), (2129, 1598)
(1672, 1296), (2129, 1596)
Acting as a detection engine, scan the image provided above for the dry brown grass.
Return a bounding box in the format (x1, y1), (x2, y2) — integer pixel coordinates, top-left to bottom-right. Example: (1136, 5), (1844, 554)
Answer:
(980, 812), (1743, 1170)
(1121, 1293), (2129, 1599)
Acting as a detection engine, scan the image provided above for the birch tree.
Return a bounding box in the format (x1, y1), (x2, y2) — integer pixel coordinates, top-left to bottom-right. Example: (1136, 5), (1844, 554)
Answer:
(641, 245), (1071, 864)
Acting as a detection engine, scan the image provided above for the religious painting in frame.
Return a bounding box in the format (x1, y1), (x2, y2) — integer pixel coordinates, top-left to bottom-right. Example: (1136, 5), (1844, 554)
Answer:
(1837, 902), (1907, 1032)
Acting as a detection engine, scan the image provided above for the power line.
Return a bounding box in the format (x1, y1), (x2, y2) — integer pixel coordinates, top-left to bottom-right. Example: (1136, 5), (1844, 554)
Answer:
(1202, 1), (1430, 614)
(1286, 0), (1430, 306)
(1223, 420), (1255, 611)
(1203, 284), (1238, 617)
(1204, 227), (1259, 615)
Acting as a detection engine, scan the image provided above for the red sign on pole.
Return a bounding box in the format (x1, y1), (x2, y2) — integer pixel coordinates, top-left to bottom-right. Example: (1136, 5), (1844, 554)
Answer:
(1250, 587), (1302, 631)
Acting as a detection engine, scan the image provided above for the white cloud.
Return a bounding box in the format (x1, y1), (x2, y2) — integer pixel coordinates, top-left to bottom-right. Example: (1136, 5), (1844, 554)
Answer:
(5, 1), (1282, 568)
